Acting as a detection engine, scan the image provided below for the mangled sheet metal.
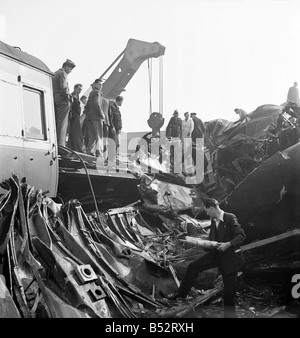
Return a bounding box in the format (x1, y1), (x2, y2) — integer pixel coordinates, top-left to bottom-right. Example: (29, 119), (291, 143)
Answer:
(225, 104), (283, 141)
(205, 104), (298, 200)
(57, 145), (141, 209)
(0, 176), (113, 318)
(0, 175), (225, 318)
(0, 176), (161, 317)
(2, 173), (297, 318)
(139, 175), (194, 213)
(57, 143), (204, 213)
(221, 142), (300, 243)
(137, 173), (205, 216)
(211, 134), (267, 200)
(204, 118), (236, 152)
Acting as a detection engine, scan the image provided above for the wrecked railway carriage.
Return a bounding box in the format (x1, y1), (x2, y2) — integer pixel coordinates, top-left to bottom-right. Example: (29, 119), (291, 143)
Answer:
(0, 39), (300, 318)
(1, 131), (300, 318)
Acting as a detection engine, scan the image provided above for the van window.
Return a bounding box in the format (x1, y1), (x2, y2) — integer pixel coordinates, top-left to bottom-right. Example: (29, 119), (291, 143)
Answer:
(23, 87), (46, 140)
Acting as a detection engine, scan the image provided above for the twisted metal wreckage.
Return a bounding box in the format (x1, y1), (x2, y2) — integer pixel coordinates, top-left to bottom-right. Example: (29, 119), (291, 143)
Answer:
(1, 102), (300, 318)
(0, 174), (221, 318)
(0, 37), (300, 317)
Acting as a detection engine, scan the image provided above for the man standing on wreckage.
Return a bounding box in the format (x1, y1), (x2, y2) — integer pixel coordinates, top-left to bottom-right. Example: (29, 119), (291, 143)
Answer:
(165, 197), (246, 318)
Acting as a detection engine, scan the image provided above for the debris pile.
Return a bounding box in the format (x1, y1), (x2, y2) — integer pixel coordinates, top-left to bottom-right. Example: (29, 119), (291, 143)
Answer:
(1, 101), (300, 318)
(0, 175), (224, 318)
(205, 105), (285, 200)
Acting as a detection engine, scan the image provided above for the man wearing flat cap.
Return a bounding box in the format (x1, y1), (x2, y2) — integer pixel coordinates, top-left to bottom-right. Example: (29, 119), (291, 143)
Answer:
(52, 59), (76, 146)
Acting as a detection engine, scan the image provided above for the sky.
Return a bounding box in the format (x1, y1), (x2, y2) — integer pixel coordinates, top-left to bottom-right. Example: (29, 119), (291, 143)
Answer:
(1, 0), (300, 132)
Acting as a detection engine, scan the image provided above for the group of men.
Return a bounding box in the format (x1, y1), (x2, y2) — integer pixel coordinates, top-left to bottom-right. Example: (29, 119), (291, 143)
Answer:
(165, 110), (208, 170)
(166, 110), (206, 142)
(166, 107), (250, 142)
(52, 59), (123, 158)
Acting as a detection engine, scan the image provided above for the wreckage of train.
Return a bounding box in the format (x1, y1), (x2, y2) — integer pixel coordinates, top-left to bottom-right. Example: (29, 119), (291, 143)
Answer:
(0, 39), (300, 318)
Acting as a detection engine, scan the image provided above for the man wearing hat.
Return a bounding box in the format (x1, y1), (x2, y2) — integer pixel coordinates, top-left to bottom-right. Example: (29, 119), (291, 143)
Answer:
(166, 110), (182, 138)
(52, 59), (76, 146)
(190, 112), (206, 142)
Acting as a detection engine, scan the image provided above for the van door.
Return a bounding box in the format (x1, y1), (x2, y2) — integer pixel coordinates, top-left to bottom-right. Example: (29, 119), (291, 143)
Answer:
(21, 85), (58, 197)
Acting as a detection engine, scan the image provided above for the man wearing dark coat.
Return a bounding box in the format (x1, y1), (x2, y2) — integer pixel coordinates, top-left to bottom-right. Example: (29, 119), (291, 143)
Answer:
(190, 112), (207, 170)
(52, 59), (76, 146)
(166, 110), (182, 138)
(190, 112), (206, 142)
(166, 197), (246, 318)
(85, 79), (105, 157)
(108, 95), (124, 149)
(67, 83), (83, 152)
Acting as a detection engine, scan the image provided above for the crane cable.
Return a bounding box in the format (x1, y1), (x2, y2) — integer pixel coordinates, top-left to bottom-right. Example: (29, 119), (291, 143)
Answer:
(159, 56), (163, 116)
(147, 57), (164, 117)
(147, 58), (152, 116)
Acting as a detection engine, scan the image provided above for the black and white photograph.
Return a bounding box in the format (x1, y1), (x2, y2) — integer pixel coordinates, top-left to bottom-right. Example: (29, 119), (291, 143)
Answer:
(0, 0), (300, 324)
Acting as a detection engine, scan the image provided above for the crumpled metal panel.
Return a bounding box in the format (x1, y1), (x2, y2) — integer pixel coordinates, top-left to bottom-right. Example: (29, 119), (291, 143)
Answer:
(139, 177), (195, 214)
(222, 142), (300, 243)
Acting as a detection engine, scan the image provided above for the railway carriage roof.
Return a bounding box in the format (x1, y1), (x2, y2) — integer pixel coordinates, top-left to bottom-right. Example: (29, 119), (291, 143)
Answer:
(0, 40), (53, 76)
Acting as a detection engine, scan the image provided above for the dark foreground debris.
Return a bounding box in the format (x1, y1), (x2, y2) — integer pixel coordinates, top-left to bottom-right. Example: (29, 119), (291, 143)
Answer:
(0, 175), (224, 318)
(1, 166), (300, 318)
